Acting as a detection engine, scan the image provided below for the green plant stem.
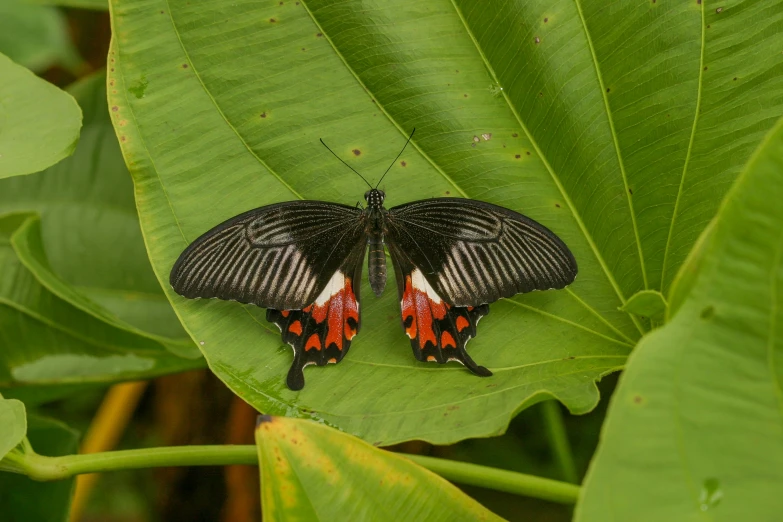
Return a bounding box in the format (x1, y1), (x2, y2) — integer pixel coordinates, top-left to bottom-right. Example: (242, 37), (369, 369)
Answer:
(404, 454), (580, 505)
(10, 445), (580, 504)
(541, 400), (579, 484)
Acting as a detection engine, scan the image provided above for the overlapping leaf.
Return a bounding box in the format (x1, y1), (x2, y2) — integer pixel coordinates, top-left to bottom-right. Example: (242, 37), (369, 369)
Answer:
(109, 0), (783, 444)
(576, 116), (783, 520)
(256, 415), (502, 521)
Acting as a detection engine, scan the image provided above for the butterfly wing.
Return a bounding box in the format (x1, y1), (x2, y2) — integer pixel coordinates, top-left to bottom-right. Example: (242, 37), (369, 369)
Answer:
(387, 243), (492, 376)
(386, 198), (577, 306)
(170, 201), (365, 310)
(385, 198), (577, 374)
(266, 238), (365, 390)
(170, 201), (367, 391)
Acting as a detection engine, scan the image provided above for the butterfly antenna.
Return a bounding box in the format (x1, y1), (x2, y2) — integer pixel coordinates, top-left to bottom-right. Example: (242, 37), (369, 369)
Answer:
(319, 138), (373, 189)
(375, 127), (415, 189)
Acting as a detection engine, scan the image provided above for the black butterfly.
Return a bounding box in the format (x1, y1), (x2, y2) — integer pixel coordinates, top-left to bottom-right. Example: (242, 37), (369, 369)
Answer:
(170, 130), (577, 390)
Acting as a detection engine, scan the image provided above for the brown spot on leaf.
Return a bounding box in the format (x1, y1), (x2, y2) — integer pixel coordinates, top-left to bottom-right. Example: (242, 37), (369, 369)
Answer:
(111, 106), (119, 112)
(512, 133), (518, 137)
(445, 191), (450, 195)
(260, 112), (267, 118)
(182, 63), (188, 68)
(555, 203), (561, 208)
(535, 36), (541, 44)
(270, 18), (276, 22)
(526, 151), (531, 155)
(544, 17), (548, 22)
(515, 154), (521, 159)
(352, 149), (361, 156)
(629, 188), (634, 195)
(316, 32), (323, 37)
(400, 161), (407, 167)
(716, 7), (723, 13)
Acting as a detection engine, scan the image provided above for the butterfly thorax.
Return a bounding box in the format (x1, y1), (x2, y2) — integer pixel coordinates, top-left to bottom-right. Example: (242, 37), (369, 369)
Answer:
(364, 189), (388, 297)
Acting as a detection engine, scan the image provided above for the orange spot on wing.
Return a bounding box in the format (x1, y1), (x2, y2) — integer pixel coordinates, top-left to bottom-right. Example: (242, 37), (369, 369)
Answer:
(288, 320), (303, 335)
(441, 331), (456, 349)
(305, 334), (321, 351)
(303, 305), (313, 313)
(281, 310), (290, 317)
(328, 357), (337, 364)
(467, 306), (474, 311)
(456, 316), (470, 332)
(427, 355), (436, 362)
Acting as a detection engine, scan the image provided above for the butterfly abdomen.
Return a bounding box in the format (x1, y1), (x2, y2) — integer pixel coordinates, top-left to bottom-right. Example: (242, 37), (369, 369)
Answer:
(368, 232), (386, 296)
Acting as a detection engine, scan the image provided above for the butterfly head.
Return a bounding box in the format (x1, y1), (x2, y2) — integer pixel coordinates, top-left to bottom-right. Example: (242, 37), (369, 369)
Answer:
(364, 188), (385, 208)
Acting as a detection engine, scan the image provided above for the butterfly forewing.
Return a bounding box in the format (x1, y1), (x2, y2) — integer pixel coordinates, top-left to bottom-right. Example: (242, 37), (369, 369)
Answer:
(170, 201), (366, 310)
(385, 198), (577, 307)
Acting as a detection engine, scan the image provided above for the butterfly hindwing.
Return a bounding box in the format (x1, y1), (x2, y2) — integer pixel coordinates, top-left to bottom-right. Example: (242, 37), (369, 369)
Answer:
(266, 240), (365, 390)
(170, 201), (365, 310)
(386, 198), (577, 306)
(389, 245), (492, 376)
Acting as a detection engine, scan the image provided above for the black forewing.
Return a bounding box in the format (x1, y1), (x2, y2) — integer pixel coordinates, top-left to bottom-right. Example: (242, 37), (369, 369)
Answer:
(385, 198), (577, 306)
(170, 201), (366, 310)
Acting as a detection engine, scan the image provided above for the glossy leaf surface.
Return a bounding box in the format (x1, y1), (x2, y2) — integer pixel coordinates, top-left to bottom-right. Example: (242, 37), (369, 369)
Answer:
(109, 0), (783, 443)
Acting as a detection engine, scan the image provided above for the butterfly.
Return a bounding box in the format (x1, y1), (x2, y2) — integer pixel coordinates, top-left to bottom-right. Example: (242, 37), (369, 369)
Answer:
(169, 129), (577, 390)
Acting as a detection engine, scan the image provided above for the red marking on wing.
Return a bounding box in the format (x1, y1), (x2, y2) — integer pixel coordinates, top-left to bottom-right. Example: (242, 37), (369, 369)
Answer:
(441, 331), (456, 349)
(344, 278), (359, 341)
(305, 276), (360, 350)
(456, 316), (470, 332)
(288, 320), (303, 335)
(305, 333), (321, 351)
(281, 310), (290, 318)
(401, 273), (448, 348)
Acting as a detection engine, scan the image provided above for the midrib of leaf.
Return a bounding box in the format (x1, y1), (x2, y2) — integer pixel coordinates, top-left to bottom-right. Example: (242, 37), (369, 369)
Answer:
(163, 0), (303, 202)
(573, 0), (649, 292)
(297, 0), (469, 199)
(660, 0), (706, 290)
(504, 298), (633, 347)
(446, 0), (645, 336)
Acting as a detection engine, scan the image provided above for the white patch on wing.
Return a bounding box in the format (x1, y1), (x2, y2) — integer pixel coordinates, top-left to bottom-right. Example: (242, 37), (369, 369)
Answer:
(314, 270), (345, 306)
(411, 268), (442, 304)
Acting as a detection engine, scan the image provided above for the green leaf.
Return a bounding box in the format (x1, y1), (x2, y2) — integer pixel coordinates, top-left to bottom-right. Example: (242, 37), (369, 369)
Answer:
(575, 115), (783, 520)
(0, 52), (82, 179)
(619, 290), (667, 321)
(0, 393), (26, 460)
(0, 0), (84, 73)
(255, 415), (503, 522)
(0, 415), (80, 522)
(108, 0), (783, 444)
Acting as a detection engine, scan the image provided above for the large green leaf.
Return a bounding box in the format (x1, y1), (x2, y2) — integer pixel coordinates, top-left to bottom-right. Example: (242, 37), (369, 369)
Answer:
(108, 0), (783, 444)
(0, 0), (83, 73)
(0, 415), (79, 522)
(256, 415), (502, 521)
(0, 52), (82, 179)
(575, 116), (783, 520)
